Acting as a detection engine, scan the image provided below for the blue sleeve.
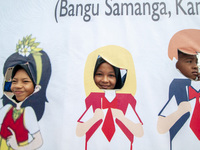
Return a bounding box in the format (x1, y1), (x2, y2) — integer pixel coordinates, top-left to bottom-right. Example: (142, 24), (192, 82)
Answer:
(170, 79), (190, 105)
(158, 79), (191, 116)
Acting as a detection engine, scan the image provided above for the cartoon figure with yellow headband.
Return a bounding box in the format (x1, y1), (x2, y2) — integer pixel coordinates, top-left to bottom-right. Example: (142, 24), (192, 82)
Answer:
(157, 29), (200, 150)
(76, 45), (143, 150)
(0, 35), (51, 150)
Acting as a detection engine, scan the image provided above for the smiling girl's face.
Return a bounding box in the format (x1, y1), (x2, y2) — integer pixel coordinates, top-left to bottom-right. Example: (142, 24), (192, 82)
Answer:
(94, 62), (117, 89)
(11, 69), (35, 101)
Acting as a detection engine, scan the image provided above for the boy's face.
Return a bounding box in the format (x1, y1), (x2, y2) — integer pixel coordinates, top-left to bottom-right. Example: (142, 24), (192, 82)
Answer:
(176, 53), (198, 80)
(94, 62), (117, 89)
(11, 69), (35, 101)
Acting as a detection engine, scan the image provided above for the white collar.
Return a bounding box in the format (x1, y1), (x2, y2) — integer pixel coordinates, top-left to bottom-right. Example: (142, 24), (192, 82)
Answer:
(104, 90), (116, 102)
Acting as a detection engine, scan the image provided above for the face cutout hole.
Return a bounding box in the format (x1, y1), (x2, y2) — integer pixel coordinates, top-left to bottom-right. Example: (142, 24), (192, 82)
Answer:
(197, 52), (200, 73)
(120, 68), (127, 87)
(176, 50), (199, 80)
(93, 56), (127, 90)
(3, 64), (36, 100)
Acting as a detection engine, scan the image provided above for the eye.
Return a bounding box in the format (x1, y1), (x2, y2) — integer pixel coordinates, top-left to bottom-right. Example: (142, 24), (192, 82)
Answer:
(11, 80), (17, 84)
(109, 74), (116, 77)
(23, 80), (31, 83)
(186, 60), (192, 63)
(95, 73), (103, 76)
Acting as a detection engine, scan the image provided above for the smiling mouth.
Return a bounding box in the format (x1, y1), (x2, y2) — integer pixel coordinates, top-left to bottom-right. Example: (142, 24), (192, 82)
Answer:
(14, 91), (24, 95)
(100, 85), (110, 89)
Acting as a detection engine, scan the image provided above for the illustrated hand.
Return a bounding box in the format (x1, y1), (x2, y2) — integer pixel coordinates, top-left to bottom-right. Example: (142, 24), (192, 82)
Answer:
(111, 108), (124, 120)
(93, 108), (104, 121)
(7, 127), (19, 150)
(178, 101), (192, 115)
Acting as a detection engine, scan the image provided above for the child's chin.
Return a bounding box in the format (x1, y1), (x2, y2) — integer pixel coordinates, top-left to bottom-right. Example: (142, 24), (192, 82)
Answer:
(189, 76), (198, 81)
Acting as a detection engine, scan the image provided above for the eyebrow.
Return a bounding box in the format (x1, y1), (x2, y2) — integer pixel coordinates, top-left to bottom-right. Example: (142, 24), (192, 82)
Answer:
(95, 70), (115, 74)
(12, 77), (31, 80)
(180, 55), (196, 59)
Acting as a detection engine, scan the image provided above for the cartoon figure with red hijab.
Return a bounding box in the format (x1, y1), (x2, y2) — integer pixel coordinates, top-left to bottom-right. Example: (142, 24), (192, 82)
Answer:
(157, 29), (200, 150)
(0, 35), (51, 150)
(76, 45), (143, 150)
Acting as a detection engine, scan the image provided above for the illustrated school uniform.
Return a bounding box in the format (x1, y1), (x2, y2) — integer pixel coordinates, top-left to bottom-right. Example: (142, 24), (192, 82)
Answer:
(158, 78), (200, 150)
(78, 91), (143, 150)
(0, 104), (39, 150)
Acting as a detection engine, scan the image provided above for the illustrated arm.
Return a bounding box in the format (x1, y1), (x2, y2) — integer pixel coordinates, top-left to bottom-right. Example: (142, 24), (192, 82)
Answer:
(76, 94), (104, 137)
(157, 101), (191, 134)
(0, 104), (12, 125)
(7, 107), (43, 150)
(7, 129), (42, 150)
(112, 108), (144, 137)
(157, 80), (191, 134)
(76, 108), (104, 137)
(112, 95), (143, 137)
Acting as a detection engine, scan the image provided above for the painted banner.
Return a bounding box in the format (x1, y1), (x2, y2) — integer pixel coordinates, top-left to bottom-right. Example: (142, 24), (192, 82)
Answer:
(0, 0), (200, 150)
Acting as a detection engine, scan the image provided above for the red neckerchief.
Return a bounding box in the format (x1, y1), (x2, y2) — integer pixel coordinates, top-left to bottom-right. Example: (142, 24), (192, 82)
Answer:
(189, 86), (200, 140)
(101, 96), (118, 141)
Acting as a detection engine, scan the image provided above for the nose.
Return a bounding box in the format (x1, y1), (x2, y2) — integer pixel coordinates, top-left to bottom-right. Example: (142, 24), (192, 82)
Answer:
(102, 75), (109, 82)
(13, 82), (23, 88)
(193, 63), (198, 69)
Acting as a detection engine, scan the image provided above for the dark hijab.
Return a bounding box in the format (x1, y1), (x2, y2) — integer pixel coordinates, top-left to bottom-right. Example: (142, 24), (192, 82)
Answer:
(11, 64), (36, 103)
(12, 64), (36, 87)
(94, 57), (122, 89)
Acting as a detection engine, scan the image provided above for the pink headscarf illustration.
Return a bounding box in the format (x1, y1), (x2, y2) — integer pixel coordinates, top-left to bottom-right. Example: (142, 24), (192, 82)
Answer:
(76, 45), (143, 150)
(157, 29), (200, 150)
(0, 35), (51, 150)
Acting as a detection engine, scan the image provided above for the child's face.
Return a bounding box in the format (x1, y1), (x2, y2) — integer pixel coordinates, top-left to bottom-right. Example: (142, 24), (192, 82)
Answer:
(94, 62), (117, 89)
(176, 53), (198, 80)
(11, 69), (35, 101)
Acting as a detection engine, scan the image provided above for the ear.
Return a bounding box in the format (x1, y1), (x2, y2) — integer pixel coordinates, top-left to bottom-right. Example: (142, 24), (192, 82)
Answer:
(175, 60), (180, 69)
(175, 62), (178, 69)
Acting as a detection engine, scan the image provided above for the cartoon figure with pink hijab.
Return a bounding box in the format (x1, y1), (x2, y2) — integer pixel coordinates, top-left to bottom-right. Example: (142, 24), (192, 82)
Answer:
(0, 35), (51, 150)
(76, 45), (143, 150)
(157, 29), (200, 150)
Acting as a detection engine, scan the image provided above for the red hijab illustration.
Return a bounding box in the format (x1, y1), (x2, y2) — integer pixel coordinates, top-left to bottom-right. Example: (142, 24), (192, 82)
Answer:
(157, 29), (200, 150)
(76, 45), (143, 150)
(0, 35), (51, 150)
